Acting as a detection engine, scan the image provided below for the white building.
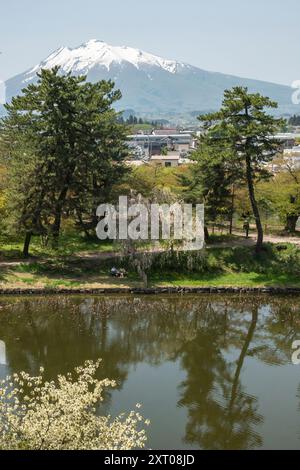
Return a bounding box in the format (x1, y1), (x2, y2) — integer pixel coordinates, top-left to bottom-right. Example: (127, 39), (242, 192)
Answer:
(150, 154), (180, 167)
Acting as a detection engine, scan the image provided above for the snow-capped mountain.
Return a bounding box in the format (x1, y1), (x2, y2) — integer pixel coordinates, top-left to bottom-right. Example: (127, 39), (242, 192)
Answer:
(24, 39), (182, 78)
(3, 39), (298, 118)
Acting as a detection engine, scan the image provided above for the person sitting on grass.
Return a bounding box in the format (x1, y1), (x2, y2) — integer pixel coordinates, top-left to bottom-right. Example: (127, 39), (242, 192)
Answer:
(110, 267), (127, 278)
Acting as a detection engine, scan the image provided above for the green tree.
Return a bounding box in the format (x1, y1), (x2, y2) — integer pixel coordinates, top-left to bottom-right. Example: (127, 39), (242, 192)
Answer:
(0, 67), (128, 255)
(257, 167), (300, 233)
(199, 87), (283, 252)
(0, 124), (51, 254)
(289, 115), (300, 126)
(161, 145), (168, 156)
(182, 143), (239, 239)
(0, 162), (7, 238)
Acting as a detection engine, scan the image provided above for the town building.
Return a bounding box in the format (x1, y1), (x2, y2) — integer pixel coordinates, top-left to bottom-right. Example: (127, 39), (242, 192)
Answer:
(128, 132), (193, 159)
(150, 154), (180, 167)
(273, 133), (300, 149)
(149, 154), (193, 168)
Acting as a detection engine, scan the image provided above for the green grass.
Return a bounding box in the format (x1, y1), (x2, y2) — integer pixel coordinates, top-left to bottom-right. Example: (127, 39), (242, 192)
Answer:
(150, 243), (300, 288)
(1, 233), (300, 289)
(16, 277), (37, 285)
(206, 233), (239, 244)
(0, 231), (116, 260)
(153, 271), (300, 287)
(43, 279), (83, 288)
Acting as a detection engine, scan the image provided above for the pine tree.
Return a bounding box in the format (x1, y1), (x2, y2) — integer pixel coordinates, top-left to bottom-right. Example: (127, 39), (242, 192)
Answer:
(198, 87), (283, 252)
(0, 67), (128, 255)
(181, 143), (238, 241)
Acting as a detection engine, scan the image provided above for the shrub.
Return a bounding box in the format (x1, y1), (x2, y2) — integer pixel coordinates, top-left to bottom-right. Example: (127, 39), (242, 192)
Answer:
(0, 360), (149, 450)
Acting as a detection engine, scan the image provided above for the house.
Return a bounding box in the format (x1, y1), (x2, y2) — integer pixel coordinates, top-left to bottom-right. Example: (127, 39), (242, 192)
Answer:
(150, 154), (180, 167)
(152, 129), (178, 136)
(273, 133), (300, 149)
(128, 133), (193, 158)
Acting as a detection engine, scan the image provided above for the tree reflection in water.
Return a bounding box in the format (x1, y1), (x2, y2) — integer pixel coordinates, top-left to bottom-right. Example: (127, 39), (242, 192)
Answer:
(0, 294), (300, 449)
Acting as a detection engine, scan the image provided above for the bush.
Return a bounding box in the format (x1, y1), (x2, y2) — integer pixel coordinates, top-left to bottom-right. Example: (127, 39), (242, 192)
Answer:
(0, 360), (149, 450)
(151, 250), (211, 273)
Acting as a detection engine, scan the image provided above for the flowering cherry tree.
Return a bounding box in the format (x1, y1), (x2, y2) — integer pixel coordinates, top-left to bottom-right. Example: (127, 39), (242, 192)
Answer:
(0, 360), (149, 450)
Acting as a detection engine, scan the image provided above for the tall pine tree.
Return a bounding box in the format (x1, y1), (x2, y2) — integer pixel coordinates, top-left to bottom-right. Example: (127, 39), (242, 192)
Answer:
(197, 87), (283, 252)
(0, 67), (128, 255)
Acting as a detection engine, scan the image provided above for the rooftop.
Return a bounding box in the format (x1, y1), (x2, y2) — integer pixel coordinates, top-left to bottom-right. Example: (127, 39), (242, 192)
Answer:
(150, 154), (180, 160)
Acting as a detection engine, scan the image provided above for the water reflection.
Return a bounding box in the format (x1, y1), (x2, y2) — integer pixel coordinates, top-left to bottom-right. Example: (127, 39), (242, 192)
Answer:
(177, 306), (262, 449)
(0, 294), (299, 449)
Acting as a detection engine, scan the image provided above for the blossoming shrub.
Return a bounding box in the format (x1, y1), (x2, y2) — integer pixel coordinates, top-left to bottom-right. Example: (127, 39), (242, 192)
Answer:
(0, 360), (149, 450)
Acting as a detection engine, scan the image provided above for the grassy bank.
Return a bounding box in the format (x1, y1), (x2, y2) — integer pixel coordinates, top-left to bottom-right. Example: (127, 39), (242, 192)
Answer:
(0, 234), (300, 289)
(151, 243), (300, 287)
(0, 233), (115, 260)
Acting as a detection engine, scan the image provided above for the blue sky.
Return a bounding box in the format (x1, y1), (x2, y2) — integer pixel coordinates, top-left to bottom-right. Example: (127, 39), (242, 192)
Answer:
(0, 0), (299, 84)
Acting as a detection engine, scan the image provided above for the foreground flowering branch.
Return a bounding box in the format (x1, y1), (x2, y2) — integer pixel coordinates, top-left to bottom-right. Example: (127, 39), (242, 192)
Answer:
(0, 360), (149, 450)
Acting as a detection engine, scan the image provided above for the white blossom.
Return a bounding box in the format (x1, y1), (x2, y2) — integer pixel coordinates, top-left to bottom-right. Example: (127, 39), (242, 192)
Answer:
(0, 359), (148, 450)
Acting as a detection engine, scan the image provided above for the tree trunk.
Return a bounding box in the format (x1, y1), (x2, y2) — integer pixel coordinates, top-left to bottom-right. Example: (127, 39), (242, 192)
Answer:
(229, 185), (235, 235)
(51, 218), (61, 249)
(245, 155), (263, 253)
(75, 209), (92, 238)
(51, 187), (69, 248)
(204, 226), (210, 243)
(227, 306), (258, 438)
(51, 148), (76, 248)
(23, 232), (32, 258)
(285, 214), (298, 233)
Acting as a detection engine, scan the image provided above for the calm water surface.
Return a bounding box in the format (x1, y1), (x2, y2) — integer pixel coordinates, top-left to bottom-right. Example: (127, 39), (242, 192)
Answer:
(0, 294), (300, 450)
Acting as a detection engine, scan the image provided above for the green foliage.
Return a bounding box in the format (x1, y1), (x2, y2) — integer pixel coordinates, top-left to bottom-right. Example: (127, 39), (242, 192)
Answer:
(289, 115), (300, 126)
(0, 165), (7, 235)
(150, 244), (300, 287)
(257, 169), (300, 232)
(120, 164), (186, 198)
(182, 143), (236, 223)
(161, 145), (168, 156)
(195, 87), (284, 251)
(0, 67), (128, 254)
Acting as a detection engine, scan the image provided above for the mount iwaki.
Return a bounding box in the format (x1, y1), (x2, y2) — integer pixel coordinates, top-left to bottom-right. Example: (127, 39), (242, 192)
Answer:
(2, 39), (298, 119)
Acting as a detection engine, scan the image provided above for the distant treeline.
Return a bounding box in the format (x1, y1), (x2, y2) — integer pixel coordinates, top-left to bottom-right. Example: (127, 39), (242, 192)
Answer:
(118, 114), (169, 127)
(289, 115), (300, 126)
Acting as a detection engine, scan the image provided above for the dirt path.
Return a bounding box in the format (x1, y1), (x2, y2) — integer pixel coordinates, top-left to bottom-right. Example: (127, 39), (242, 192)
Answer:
(231, 231), (300, 246)
(209, 232), (300, 248)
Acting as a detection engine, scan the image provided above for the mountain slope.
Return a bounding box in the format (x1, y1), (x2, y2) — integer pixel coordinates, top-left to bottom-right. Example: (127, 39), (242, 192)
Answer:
(3, 39), (298, 117)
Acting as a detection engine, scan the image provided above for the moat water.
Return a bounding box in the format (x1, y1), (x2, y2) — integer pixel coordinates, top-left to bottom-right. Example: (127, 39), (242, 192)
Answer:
(0, 294), (300, 450)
